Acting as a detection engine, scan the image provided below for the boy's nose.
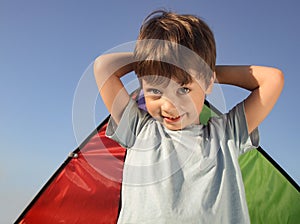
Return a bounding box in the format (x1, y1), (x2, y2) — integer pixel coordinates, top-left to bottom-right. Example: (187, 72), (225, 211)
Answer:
(161, 98), (178, 114)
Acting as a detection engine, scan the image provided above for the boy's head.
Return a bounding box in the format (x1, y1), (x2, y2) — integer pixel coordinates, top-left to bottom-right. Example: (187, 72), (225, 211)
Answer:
(133, 10), (217, 130)
(134, 10), (216, 89)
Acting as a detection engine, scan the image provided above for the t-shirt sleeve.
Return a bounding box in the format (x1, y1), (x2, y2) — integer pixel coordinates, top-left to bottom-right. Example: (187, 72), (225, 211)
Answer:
(224, 101), (260, 156)
(106, 98), (150, 148)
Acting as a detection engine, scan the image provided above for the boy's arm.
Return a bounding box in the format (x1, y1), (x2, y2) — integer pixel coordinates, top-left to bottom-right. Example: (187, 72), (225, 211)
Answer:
(215, 65), (284, 134)
(94, 52), (135, 124)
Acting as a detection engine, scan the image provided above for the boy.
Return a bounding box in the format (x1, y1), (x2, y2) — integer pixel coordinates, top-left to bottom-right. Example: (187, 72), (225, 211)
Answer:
(94, 10), (284, 224)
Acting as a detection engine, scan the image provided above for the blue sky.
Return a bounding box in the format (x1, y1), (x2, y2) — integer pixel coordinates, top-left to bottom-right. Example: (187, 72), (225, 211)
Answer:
(1, 0), (299, 222)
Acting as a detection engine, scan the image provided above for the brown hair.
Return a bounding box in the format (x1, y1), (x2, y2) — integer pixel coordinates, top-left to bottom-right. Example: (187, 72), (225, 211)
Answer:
(134, 10), (216, 87)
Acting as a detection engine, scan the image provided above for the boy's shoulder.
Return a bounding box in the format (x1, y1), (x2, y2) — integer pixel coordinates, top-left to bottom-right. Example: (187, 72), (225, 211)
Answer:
(207, 102), (244, 126)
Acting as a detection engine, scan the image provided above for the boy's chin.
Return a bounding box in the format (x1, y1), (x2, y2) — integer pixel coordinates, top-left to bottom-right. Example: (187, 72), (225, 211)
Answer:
(162, 121), (187, 131)
(165, 125), (183, 131)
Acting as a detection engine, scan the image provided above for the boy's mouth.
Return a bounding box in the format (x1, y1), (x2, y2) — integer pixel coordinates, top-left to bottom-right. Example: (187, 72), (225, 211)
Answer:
(162, 114), (183, 123)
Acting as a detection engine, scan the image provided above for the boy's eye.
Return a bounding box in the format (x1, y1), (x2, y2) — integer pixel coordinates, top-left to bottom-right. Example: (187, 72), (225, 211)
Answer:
(177, 87), (190, 95)
(147, 88), (162, 95)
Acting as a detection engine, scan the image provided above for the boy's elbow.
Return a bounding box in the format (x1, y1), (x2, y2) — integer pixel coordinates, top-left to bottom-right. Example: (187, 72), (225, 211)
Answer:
(94, 55), (105, 76)
(272, 68), (285, 90)
(94, 55), (111, 81)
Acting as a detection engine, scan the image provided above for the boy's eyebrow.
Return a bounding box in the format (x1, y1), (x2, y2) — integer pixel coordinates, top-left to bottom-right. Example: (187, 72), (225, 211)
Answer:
(144, 87), (155, 90)
(142, 80), (167, 88)
(144, 86), (162, 91)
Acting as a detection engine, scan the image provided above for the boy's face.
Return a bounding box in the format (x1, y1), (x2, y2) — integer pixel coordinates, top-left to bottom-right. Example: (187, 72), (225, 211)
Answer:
(142, 76), (206, 131)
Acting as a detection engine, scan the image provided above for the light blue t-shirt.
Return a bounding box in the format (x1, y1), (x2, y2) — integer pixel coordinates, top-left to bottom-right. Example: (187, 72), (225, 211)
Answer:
(106, 99), (259, 224)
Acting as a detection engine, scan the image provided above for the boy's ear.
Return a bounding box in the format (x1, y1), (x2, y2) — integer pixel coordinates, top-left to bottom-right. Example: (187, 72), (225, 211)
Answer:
(205, 72), (216, 94)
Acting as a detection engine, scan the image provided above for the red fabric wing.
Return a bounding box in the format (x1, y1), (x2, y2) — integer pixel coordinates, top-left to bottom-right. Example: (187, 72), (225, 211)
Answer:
(18, 123), (126, 224)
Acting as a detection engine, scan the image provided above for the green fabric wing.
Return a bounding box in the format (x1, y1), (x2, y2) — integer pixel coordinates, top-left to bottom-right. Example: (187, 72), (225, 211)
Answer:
(239, 149), (300, 223)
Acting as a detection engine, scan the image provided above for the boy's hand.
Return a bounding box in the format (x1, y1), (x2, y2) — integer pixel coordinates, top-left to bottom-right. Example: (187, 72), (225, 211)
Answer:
(215, 65), (284, 134)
